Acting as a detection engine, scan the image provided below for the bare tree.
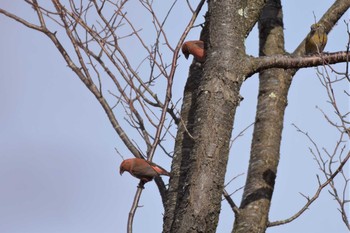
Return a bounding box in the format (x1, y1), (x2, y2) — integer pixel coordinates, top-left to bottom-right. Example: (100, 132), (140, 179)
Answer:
(1, 1), (349, 233)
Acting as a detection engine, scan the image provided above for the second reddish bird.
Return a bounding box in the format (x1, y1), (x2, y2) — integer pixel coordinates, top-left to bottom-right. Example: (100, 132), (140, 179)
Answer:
(120, 158), (170, 184)
(182, 40), (205, 62)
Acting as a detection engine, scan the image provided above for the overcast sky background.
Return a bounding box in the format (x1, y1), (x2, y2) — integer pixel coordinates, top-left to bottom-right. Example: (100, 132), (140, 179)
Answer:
(0, 1), (349, 233)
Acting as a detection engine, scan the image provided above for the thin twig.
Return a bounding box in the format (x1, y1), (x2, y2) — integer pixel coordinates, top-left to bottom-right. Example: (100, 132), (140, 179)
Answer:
(268, 151), (350, 227)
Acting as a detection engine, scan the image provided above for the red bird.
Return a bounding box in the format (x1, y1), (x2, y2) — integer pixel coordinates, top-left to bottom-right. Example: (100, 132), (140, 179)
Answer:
(182, 40), (205, 62)
(119, 158), (170, 184)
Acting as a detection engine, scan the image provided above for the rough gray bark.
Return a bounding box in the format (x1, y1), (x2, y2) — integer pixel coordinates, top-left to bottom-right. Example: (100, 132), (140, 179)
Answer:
(163, 0), (266, 232)
(233, 1), (289, 232)
(164, 0), (350, 232)
(232, 1), (350, 233)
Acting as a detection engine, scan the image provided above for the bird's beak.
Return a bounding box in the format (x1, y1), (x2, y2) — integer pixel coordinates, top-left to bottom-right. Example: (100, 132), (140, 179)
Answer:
(120, 169), (124, 175)
(184, 53), (189, 59)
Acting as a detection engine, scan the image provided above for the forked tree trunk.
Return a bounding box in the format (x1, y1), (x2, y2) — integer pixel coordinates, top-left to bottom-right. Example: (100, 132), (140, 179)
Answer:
(163, 0), (349, 232)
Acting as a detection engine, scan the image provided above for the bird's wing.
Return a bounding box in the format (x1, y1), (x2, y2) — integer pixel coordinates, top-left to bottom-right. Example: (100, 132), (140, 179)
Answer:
(132, 162), (158, 179)
(193, 40), (204, 49)
(147, 161), (170, 176)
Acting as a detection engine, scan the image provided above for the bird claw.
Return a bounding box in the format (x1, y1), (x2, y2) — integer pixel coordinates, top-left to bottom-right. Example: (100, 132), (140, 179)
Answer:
(137, 181), (145, 189)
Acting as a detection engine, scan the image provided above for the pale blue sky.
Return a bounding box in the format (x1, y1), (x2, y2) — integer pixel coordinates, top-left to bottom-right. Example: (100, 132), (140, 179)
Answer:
(0, 1), (349, 233)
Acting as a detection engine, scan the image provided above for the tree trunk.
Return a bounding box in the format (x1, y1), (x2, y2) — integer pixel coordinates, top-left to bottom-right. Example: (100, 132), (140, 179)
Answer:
(233, 1), (291, 232)
(163, 0), (266, 232)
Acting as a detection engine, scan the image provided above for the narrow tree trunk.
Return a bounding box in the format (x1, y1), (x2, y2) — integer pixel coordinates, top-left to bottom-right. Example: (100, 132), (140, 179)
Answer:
(232, 1), (291, 232)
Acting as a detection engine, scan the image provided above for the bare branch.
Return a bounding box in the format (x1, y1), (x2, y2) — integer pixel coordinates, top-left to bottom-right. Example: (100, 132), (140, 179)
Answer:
(128, 185), (144, 233)
(230, 122), (255, 149)
(269, 57), (350, 227)
(147, 0), (206, 161)
(0, 7), (44, 32)
(247, 51), (350, 78)
(268, 151), (350, 227)
(223, 189), (240, 215)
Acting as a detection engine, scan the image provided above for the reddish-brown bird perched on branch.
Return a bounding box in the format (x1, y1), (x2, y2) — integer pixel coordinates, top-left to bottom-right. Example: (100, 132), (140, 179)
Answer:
(182, 40), (205, 62)
(119, 158), (170, 185)
(305, 23), (327, 54)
